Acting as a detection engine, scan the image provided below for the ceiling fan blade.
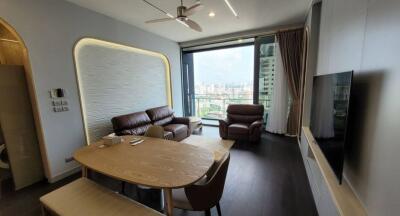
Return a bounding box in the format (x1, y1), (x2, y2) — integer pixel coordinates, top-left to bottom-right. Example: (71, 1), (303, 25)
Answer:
(184, 19), (202, 32)
(143, 0), (174, 17)
(184, 2), (204, 16)
(145, 18), (175, 24)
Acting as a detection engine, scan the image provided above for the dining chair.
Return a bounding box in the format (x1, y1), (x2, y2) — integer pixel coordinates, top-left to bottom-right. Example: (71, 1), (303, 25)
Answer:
(121, 125), (165, 197)
(144, 125), (165, 138)
(137, 125), (166, 208)
(172, 153), (230, 216)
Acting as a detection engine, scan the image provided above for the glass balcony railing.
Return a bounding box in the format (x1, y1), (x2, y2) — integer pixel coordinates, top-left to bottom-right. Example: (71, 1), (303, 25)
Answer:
(193, 94), (271, 122)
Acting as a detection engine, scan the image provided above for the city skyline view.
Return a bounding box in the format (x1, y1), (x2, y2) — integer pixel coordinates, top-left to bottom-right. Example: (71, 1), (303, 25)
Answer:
(193, 45), (254, 86)
(189, 43), (276, 120)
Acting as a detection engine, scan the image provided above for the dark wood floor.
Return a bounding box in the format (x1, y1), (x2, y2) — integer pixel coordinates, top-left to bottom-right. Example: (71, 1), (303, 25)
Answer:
(0, 126), (317, 216)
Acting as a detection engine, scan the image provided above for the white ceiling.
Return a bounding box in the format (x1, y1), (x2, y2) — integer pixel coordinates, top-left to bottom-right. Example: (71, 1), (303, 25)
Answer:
(65, 0), (311, 42)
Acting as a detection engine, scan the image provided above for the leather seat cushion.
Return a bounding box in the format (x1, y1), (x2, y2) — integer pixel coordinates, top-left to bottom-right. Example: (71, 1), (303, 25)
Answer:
(164, 124), (188, 136)
(228, 123), (249, 135)
(228, 114), (263, 124)
(125, 124), (151, 135)
(153, 116), (174, 126)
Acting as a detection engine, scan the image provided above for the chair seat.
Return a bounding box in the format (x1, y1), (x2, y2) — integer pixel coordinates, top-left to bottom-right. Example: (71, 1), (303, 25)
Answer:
(228, 123), (249, 135)
(164, 124), (188, 136)
(172, 188), (193, 210)
(172, 176), (208, 210)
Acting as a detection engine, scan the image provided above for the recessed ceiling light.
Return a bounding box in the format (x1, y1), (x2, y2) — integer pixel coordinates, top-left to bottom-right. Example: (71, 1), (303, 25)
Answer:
(224, 0), (238, 17)
(209, 12), (216, 17)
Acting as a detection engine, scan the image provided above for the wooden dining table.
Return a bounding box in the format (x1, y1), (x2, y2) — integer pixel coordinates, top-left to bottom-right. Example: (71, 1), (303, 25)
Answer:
(73, 135), (214, 216)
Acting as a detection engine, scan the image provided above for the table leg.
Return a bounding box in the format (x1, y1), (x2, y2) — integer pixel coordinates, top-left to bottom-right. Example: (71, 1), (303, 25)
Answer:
(81, 167), (88, 177)
(163, 188), (173, 216)
(160, 189), (165, 210)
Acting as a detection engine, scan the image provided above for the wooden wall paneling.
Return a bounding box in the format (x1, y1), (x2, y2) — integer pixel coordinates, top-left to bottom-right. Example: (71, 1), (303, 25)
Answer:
(0, 18), (51, 180)
(0, 40), (24, 65)
(0, 65), (44, 190)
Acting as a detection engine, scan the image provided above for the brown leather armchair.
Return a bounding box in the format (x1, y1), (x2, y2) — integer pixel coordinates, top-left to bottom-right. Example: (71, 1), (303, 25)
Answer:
(146, 106), (190, 141)
(219, 104), (264, 142)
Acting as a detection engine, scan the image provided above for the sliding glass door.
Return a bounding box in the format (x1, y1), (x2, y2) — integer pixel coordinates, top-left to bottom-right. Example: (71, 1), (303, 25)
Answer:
(183, 45), (254, 119)
(182, 35), (277, 122)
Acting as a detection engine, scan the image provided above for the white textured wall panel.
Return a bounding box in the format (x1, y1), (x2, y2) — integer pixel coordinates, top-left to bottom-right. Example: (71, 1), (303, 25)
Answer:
(75, 38), (171, 143)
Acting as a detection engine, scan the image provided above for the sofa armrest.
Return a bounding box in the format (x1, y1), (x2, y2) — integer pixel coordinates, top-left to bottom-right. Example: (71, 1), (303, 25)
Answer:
(171, 116), (191, 137)
(218, 119), (230, 139)
(249, 120), (263, 134)
(249, 120), (263, 142)
(172, 116), (190, 126)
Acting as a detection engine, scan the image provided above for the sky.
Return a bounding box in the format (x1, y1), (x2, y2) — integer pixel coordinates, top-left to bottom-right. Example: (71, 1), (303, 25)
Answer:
(193, 45), (254, 85)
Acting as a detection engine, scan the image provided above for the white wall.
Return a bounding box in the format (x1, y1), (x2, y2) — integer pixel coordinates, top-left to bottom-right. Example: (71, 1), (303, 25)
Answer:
(0, 0), (182, 181)
(305, 0), (400, 215)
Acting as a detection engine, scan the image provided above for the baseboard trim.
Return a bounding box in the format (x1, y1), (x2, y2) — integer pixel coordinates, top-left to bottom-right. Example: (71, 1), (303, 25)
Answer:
(48, 166), (81, 183)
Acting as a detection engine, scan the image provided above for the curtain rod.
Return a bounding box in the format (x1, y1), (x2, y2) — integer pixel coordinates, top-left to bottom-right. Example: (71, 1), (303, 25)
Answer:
(180, 25), (304, 49)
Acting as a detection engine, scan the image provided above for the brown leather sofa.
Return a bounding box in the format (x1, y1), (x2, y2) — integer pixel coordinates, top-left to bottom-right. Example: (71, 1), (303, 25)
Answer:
(111, 106), (190, 141)
(146, 106), (190, 141)
(219, 104), (264, 143)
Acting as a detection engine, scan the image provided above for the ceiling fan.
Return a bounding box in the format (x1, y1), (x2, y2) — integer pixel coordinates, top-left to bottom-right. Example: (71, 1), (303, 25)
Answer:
(143, 0), (204, 32)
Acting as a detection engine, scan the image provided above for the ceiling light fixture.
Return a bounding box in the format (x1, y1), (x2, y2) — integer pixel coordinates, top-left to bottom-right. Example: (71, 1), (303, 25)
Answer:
(224, 0), (238, 17)
(209, 11), (216, 17)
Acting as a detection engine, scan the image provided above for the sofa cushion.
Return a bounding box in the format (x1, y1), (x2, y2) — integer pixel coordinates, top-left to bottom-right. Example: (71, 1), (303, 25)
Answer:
(228, 123), (249, 135)
(227, 104), (264, 115)
(146, 106), (174, 125)
(164, 124), (188, 136)
(153, 116), (174, 126)
(111, 112), (152, 136)
(228, 114), (263, 124)
(121, 125), (151, 136)
(227, 104), (264, 124)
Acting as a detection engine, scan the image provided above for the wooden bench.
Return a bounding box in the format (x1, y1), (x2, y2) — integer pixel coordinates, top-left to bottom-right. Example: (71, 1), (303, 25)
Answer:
(40, 178), (164, 216)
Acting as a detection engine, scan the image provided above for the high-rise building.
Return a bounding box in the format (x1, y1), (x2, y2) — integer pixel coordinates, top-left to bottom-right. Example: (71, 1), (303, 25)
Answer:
(258, 43), (276, 114)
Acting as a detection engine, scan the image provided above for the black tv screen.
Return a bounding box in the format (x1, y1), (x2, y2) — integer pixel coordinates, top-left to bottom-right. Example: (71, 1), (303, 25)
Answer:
(310, 71), (353, 183)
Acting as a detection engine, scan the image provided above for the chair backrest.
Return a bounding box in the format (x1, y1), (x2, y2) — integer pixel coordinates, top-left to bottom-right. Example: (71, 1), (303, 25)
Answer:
(146, 105), (175, 126)
(227, 104), (264, 124)
(144, 125), (164, 139)
(111, 111), (152, 136)
(184, 153), (231, 211)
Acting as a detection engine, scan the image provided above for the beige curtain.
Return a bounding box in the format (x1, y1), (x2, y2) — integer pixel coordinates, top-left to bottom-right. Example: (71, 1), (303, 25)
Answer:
(277, 29), (304, 136)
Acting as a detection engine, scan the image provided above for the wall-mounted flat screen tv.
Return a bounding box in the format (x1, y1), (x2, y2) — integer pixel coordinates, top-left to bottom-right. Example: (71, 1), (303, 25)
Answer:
(310, 71), (353, 183)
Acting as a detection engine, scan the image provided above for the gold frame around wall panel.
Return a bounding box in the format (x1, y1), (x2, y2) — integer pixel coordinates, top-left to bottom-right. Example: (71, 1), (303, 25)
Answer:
(73, 37), (173, 145)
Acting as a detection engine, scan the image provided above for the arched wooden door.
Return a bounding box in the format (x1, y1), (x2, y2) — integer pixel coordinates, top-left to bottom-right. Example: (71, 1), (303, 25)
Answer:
(0, 19), (47, 190)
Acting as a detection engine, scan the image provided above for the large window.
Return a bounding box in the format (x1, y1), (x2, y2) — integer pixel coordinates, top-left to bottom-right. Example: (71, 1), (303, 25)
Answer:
(182, 36), (277, 122)
(192, 46), (254, 119)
